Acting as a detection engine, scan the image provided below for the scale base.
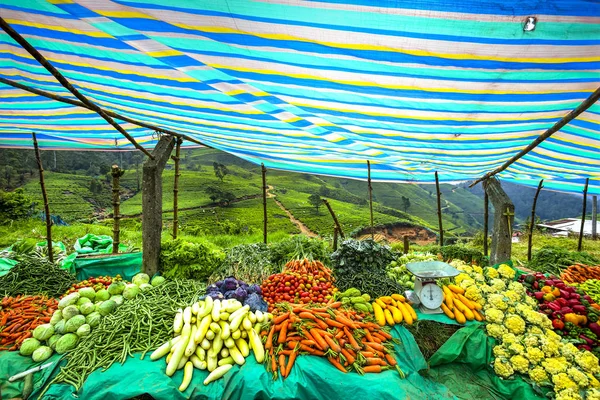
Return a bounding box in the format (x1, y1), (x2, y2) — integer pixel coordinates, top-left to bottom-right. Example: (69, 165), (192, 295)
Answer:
(419, 304), (444, 315)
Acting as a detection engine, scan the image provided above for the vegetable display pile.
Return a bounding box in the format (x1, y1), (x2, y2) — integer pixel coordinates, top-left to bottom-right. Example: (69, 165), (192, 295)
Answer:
(333, 288), (373, 314)
(527, 246), (600, 276)
(2, 239), (70, 266)
(387, 252), (437, 290)
(206, 277), (268, 312)
(332, 239), (404, 298)
(210, 243), (275, 285)
(441, 284), (485, 324)
(561, 265), (600, 284)
(269, 236), (331, 268)
(265, 302), (404, 377)
(159, 238), (225, 281)
(62, 275), (123, 296)
(0, 257), (76, 298)
(372, 294), (418, 326)
(260, 269), (336, 310)
(579, 281), (600, 305)
(151, 297), (271, 390)
(42, 278), (205, 393)
(0, 295), (57, 351)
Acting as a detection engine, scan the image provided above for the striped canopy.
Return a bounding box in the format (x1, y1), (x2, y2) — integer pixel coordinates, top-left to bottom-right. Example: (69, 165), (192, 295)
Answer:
(0, 0), (599, 194)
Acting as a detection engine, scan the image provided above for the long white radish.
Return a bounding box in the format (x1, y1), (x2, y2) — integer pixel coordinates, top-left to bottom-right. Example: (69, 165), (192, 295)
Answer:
(173, 309), (183, 333)
(185, 325), (198, 357)
(196, 314), (212, 344)
(219, 320), (231, 339)
(183, 307), (192, 325)
(179, 361), (193, 392)
(150, 336), (182, 361)
(204, 364), (232, 385)
(211, 299), (221, 321)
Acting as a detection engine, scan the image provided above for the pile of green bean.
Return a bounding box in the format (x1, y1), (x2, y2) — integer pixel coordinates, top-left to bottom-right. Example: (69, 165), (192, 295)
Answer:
(44, 279), (205, 392)
(0, 257), (76, 298)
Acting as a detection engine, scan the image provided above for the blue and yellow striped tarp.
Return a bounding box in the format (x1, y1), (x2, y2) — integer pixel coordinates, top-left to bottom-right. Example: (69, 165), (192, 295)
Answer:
(0, 0), (599, 194)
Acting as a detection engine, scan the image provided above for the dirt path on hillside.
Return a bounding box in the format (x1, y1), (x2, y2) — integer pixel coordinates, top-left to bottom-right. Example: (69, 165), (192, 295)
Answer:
(266, 185), (318, 237)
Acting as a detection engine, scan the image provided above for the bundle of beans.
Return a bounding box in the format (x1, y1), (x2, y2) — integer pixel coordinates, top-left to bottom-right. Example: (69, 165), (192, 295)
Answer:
(0, 257), (75, 298)
(561, 264), (600, 283)
(264, 301), (404, 378)
(0, 295), (57, 351)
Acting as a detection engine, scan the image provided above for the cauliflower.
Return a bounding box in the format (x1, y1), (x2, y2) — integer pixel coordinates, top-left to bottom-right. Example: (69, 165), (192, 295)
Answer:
(588, 373), (600, 388)
(544, 329), (562, 343)
(484, 267), (499, 280)
(501, 333), (518, 345)
(555, 389), (582, 400)
(485, 309), (505, 324)
(459, 278), (476, 290)
(552, 373), (578, 391)
(574, 351), (600, 373)
(498, 264), (516, 280)
(567, 367), (589, 388)
(523, 310), (549, 328)
(525, 347), (545, 364)
(543, 357), (568, 375)
(487, 294), (508, 311)
(454, 273), (472, 285)
(524, 296), (538, 309)
(493, 357), (514, 378)
(560, 343), (580, 361)
(528, 326), (544, 335)
(472, 273), (486, 283)
(542, 340), (561, 357)
(450, 260), (470, 271)
(508, 342), (525, 355)
(505, 314), (526, 335)
(504, 290), (521, 303)
(528, 366), (550, 385)
(493, 345), (510, 359)
(510, 355), (529, 374)
(486, 324), (508, 340)
(473, 266), (483, 274)
(586, 389), (600, 400)
(489, 279), (507, 293)
(508, 281), (526, 296)
(522, 334), (539, 348)
(465, 286), (483, 302)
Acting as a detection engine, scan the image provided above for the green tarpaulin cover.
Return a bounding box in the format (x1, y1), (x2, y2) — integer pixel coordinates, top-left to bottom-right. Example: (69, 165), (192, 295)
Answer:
(74, 234), (128, 255)
(74, 252), (142, 281)
(0, 257), (18, 277)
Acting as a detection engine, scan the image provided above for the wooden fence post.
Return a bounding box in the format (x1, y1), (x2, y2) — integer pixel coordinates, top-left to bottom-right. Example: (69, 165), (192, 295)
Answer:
(323, 199), (344, 238)
(111, 165), (124, 254)
(435, 171), (444, 246)
(483, 191), (489, 257)
(172, 137), (183, 239)
(32, 132), (53, 264)
(578, 178), (590, 252)
(367, 160), (374, 239)
(527, 179), (544, 261)
(593, 196), (598, 241)
(262, 164), (267, 244)
(333, 227), (339, 251)
(403, 236), (409, 255)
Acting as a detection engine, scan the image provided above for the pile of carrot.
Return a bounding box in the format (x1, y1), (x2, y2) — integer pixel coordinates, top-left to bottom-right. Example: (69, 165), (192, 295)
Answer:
(0, 295), (57, 351)
(283, 258), (334, 280)
(263, 301), (404, 378)
(561, 264), (600, 283)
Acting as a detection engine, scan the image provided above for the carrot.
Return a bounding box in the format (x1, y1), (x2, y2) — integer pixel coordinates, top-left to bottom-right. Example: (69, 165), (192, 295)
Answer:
(359, 351), (375, 358)
(0, 314), (7, 326)
(385, 353), (397, 366)
(340, 348), (355, 364)
(364, 342), (385, 351)
(314, 312), (330, 319)
(300, 339), (317, 347)
(365, 357), (387, 366)
(273, 312), (290, 325)
(324, 335), (341, 352)
(278, 321), (288, 344)
(285, 350), (298, 377)
(333, 315), (357, 328)
(363, 365), (384, 373)
(301, 329), (316, 344)
(376, 330), (393, 340)
(298, 312), (317, 320)
(286, 335), (303, 342)
(372, 332), (388, 342)
(335, 330), (345, 339)
(364, 330), (375, 342)
(328, 357), (347, 373)
(279, 354), (286, 377)
(270, 349), (277, 374)
(315, 318), (328, 330)
(344, 328), (360, 350)
(325, 318), (345, 329)
(279, 350), (293, 356)
(265, 325), (275, 349)
(309, 328), (329, 350)
(318, 329), (333, 338)
(328, 302), (342, 309)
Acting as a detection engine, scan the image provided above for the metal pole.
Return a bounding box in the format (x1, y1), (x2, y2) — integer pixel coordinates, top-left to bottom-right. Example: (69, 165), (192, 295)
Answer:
(261, 164), (267, 244)
(367, 161), (374, 240)
(578, 178), (589, 252)
(32, 133), (53, 264)
(527, 179), (544, 261)
(435, 171), (444, 246)
(172, 137), (183, 239)
(483, 190), (489, 257)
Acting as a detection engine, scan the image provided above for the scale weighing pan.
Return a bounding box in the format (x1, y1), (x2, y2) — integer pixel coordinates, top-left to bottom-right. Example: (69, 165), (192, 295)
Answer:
(406, 261), (460, 279)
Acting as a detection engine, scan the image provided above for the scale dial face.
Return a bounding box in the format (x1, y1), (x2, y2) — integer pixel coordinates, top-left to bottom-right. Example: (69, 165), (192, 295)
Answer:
(419, 283), (444, 309)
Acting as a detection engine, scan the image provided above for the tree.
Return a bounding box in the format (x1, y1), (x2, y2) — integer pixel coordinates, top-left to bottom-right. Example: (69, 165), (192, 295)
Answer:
(213, 162), (229, 182)
(401, 196), (411, 212)
(318, 185), (331, 197)
(0, 188), (32, 224)
(205, 186), (235, 206)
(308, 193), (322, 214)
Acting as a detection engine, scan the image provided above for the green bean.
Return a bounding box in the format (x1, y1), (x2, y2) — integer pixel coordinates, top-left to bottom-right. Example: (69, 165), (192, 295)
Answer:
(0, 256), (76, 297)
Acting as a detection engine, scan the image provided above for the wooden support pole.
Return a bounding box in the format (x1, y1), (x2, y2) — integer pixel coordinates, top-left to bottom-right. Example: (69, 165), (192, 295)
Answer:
(261, 164), (267, 244)
(578, 178), (590, 252)
(0, 17), (153, 159)
(470, 86), (600, 188)
(333, 227), (339, 251)
(435, 171), (444, 246)
(483, 191), (489, 257)
(0, 77), (210, 149)
(484, 178), (514, 265)
(403, 236), (410, 255)
(142, 136), (175, 276)
(323, 199), (344, 239)
(111, 164), (124, 254)
(367, 161), (374, 240)
(172, 137), (183, 239)
(593, 196), (598, 241)
(32, 132), (53, 264)
(527, 179), (544, 262)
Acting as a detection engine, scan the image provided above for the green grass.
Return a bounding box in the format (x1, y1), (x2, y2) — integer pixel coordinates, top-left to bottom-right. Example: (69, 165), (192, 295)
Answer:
(511, 235), (600, 266)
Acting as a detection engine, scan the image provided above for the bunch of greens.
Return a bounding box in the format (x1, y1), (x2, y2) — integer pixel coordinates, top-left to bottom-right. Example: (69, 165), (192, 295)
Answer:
(159, 238), (225, 281)
(0, 256), (76, 297)
(2, 238), (70, 266)
(528, 246), (600, 275)
(209, 243), (276, 284)
(332, 239), (403, 297)
(269, 235), (331, 267)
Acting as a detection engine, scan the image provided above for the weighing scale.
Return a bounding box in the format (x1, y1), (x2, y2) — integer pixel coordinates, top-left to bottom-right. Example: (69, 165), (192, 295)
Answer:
(405, 261), (460, 314)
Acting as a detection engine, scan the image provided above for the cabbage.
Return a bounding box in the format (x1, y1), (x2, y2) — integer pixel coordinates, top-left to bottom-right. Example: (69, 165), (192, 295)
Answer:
(65, 315), (86, 333)
(94, 289), (110, 302)
(223, 277), (237, 291)
(215, 280), (225, 290)
(95, 301), (104, 312)
(151, 276), (165, 287)
(19, 338), (41, 356)
(98, 300), (116, 316)
(55, 333), (78, 354)
(110, 295), (124, 306)
(77, 297), (92, 307)
(132, 273), (150, 286)
(78, 287), (96, 300)
(247, 284), (262, 295)
(79, 302), (95, 315)
(54, 320), (66, 335)
(62, 305), (80, 321)
(50, 310), (62, 325)
(244, 293), (268, 312)
(58, 292), (80, 309)
(32, 346), (53, 362)
(86, 312), (102, 328)
(76, 324), (91, 337)
(107, 281), (125, 295)
(122, 284), (140, 300)
(139, 283), (153, 292)
(33, 324), (55, 341)
(223, 290), (235, 299)
(47, 334), (62, 350)
(233, 287), (247, 302)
